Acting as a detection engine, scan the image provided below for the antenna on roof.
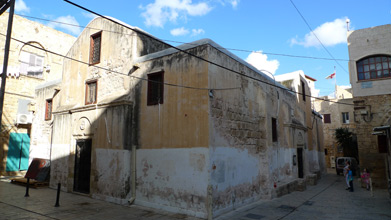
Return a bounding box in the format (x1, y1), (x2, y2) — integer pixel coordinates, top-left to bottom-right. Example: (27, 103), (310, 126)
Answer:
(346, 18), (350, 32)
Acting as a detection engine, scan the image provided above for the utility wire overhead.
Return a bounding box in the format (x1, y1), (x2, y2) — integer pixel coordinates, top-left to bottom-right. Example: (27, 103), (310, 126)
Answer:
(0, 32), (353, 106)
(289, 0), (349, 74)
(17, 14), (352, 62)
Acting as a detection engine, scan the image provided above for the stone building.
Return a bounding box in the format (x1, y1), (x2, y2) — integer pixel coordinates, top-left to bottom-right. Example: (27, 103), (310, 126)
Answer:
(47, 16), (325, 218)
(347, 24), (391, 190)
(313, 86), (355, 168)
(0, 12), (75, 175)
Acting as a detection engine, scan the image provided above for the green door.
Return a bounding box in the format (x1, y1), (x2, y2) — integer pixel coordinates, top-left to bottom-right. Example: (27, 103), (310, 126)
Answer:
(6, 133), (30, 172)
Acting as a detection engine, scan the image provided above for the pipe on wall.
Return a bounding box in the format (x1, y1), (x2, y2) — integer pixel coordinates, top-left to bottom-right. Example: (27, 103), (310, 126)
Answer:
(128, 144), (137, 204)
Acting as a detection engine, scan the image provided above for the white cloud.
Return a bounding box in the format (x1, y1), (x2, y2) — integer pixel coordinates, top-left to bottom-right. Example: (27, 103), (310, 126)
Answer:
(191, 28), (205, 36)
(48, 15), (81, 36)
(290, 17), (349, 47)
(82, 12), (98, 20)
(229, 0), (240, 9)
(141, 0), (212, 27)
(15, 0), (30, 14)
(170, 27), (190, 36)
(170, 27), (205, 37)
(245, 51), (279, 75)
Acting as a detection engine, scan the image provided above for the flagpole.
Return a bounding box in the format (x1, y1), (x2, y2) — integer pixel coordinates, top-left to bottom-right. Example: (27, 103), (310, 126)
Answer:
(334, 66), (337, 97)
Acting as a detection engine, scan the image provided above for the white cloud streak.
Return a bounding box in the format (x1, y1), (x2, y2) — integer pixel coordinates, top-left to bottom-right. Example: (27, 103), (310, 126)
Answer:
(141, 0), (212, 27)
(290, 17), (349, 48)
(245, 51), (279, 75)
(191, 28), (205, 36)
(47, 15), (81, 36)
(15, 0), (30, 14)
(170, 27), (190, 36)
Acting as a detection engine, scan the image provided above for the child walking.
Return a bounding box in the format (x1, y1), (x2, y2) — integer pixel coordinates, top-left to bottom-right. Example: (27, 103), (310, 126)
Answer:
(361, 168), (370, 190)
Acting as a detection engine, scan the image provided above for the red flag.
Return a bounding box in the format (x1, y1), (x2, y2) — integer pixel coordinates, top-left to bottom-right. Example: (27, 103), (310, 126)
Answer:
(325, 71), (336, 79)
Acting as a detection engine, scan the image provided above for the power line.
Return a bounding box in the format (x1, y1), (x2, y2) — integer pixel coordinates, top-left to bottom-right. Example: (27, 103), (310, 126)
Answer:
(16, 14), (352, 62)
(289, 0), (350, 74)
(0, 32), (239, 91)
(61, 0), (355, 106)
(1, 10), (354, 106)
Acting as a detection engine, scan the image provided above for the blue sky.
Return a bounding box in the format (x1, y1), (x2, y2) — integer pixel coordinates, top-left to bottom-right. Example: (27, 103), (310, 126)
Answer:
(13, 0), (391, 96)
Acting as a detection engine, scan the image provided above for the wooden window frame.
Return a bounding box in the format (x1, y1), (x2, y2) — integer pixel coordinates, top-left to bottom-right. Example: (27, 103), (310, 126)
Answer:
(272, 117), (277, 142)
(85, 80), (98, 105)
(323, 114), (331, 124)
(147, 71), (164, 106)
(342, 112), (349, 124)
(356, 55), (391, 81)
(45, 99), (52, 121)
(89, 31), (102, 65)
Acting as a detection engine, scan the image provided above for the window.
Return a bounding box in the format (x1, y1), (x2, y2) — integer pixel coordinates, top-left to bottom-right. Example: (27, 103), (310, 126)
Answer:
(378, 135), (388, 153)
(147, 72), (164, 105)
(90, 32), (102, 65)
(45, 99), (52, 120)
(272, 117), (277, 142)
(323, 114), (331, 123)
(342, 112), (349, 124)
(356, 55), (391, 81)
(301, 80), (306, 101)
(85, 80), (97, 105)
(19, 51), (44, 77)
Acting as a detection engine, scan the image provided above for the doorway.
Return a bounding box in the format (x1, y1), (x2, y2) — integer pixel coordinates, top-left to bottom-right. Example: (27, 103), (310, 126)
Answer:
(73, 139), (92, 194)
(297, 148), (304, 178)
(6, 133), (30, 172)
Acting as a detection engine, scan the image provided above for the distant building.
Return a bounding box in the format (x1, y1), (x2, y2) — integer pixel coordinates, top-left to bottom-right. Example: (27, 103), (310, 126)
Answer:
(0, 13), (75, 176)
(313, 86), (355, 169)
(347, 24), (391, 190)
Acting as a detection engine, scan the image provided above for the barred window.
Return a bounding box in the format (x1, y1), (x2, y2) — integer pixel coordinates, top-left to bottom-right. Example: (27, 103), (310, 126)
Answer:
(90, 32), (102, 65)
(357, 55), (391, 81)
(147, 72), (164, 106)
(85, 80), (97, 105)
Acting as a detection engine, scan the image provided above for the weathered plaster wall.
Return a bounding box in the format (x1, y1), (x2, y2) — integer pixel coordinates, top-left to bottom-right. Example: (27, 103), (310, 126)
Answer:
(0, 13), (75, 175)
(206, 44), (306, 216)
(30, 81), (61, 162)
(136, 148), (209, 218)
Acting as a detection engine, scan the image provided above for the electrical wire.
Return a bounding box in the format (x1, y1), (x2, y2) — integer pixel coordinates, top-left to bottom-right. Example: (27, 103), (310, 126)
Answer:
(62, 0), (355, 106)
(289, 0), (349, 74)
(16, 14), (352, 62)
(0, 32), (239, 91)
(1, 8), (355, 106)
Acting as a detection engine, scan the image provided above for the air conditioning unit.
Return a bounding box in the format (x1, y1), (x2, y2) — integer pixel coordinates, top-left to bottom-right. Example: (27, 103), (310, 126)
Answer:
(16, 113), (32, 124)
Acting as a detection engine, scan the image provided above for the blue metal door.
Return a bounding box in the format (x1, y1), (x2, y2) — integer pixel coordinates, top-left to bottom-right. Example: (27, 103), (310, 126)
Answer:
(5, 133), (30, 172)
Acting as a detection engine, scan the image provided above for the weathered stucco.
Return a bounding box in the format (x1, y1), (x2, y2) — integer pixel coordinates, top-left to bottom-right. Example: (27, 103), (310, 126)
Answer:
(47, 16), (326, 219)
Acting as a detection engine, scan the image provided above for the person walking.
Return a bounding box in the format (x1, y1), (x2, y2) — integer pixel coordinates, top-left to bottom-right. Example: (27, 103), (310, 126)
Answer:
(344, 161), (350, 190)
(348, 167), (354, 192)
(361, 168), (371, 190)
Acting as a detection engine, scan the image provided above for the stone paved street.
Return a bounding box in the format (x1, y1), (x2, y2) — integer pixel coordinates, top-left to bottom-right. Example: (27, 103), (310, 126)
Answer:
(1, 172), (390, 220)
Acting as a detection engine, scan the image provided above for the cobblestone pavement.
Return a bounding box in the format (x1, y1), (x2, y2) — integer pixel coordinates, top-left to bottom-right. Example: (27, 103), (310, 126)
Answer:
(1, 172), (390, 220)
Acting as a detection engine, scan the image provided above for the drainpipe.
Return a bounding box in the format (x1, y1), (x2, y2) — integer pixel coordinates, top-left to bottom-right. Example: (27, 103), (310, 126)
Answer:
(128, 144), (136, 204)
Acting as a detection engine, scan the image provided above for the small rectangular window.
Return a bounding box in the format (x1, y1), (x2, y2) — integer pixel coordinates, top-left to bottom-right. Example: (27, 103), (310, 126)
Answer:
(45, 99), (52, 120)
(90, 32), (102, 65)
(323, 114), (331, 124)
(342, 112), (349, 124)
(147, 72), (164, 106)
(85, 80), (97, 105)
(301, 80), (306, 101)
(272, 117), (277, 142)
